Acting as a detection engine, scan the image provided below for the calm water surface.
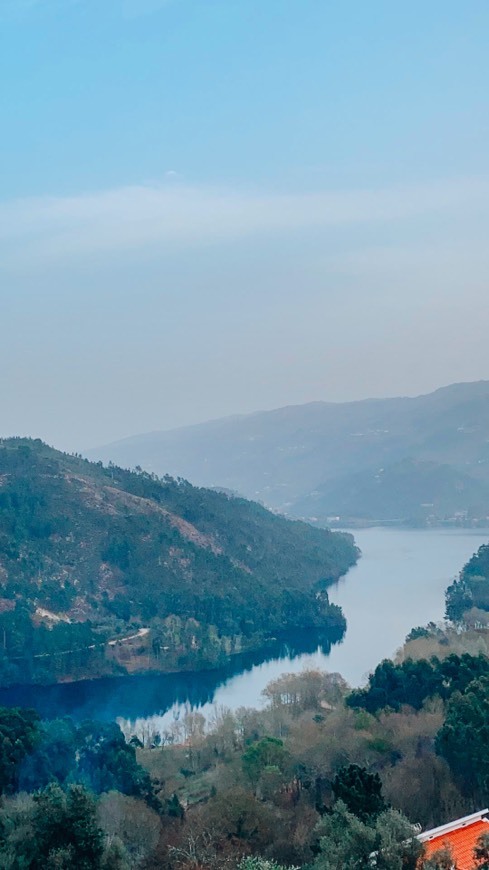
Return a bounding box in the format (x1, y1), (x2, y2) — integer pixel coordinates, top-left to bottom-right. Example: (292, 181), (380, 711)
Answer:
(1, 528), (487, 733)
(148, 527), (487, 726)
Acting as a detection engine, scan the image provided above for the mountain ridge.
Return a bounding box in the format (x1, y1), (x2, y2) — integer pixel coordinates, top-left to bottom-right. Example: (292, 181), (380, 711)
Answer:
(89, 380), (489, 446)
(87, 380), (489, 525)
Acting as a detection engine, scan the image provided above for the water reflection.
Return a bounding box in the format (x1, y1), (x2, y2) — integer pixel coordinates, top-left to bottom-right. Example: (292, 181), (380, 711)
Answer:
(0, 627), (343, 724)
(2, 528), (488, 729)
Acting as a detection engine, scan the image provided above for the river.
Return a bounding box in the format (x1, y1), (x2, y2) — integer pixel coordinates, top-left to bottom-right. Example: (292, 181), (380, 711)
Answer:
(0, 527), (487, 733)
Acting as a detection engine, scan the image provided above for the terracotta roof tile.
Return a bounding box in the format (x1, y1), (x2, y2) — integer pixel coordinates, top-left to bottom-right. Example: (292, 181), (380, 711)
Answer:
(422, 819), (489, 869)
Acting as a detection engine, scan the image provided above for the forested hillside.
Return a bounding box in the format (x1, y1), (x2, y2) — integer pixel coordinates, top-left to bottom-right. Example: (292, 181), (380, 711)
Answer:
(445, 541), (489, 625)
(2, 521), (489, 867)
(3, 650), (489, 868)
(294, 458), (489, 524)
(0, 438), (357, 687)
(89, 381), (489, 525)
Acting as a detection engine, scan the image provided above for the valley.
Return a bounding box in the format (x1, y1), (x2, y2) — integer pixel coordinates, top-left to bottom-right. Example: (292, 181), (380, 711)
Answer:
(1, 526), (485, 729)
(89, 381), (489, 528)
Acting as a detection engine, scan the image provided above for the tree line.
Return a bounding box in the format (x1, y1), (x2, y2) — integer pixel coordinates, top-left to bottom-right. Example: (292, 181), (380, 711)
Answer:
(0, 438), (358, 686)
(3, 650), (489, 868)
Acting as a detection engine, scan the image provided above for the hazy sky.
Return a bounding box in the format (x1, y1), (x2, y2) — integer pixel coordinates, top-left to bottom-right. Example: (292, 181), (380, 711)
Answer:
(2, 0), (489, 451)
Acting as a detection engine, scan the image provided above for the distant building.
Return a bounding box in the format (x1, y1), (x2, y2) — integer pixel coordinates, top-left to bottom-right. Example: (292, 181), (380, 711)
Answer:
(418, 808), (489, 868)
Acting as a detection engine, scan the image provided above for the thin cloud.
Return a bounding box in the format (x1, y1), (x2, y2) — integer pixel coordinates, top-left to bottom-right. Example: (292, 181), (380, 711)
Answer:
(1, 176), (488, 273)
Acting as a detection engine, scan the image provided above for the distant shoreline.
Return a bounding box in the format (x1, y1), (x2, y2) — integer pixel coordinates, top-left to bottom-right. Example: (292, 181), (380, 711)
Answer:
(310, 519), (489, 531)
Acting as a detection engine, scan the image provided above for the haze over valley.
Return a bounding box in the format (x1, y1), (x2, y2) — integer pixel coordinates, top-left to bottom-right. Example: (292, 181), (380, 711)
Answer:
(3, 1), (489, 867)
(90, 380), (489, 527)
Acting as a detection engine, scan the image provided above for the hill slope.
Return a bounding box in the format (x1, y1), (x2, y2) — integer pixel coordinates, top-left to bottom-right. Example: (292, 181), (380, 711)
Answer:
(0, 438), (357, 687)
(294, 459), (489, 524)
(88, 381), (489, 524)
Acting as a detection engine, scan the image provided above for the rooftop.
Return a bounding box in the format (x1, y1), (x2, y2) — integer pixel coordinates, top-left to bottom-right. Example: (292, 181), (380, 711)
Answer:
(419, 809), (489, 869)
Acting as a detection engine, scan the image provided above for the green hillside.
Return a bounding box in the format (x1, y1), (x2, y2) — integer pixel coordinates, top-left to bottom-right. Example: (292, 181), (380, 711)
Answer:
(0, 438), (357, 687)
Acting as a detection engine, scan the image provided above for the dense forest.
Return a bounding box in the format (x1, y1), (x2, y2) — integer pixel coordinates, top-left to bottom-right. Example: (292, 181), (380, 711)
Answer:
(445, 542), (489, 625)
(3, 648), (489, 868)
(0, 438), (357, 687)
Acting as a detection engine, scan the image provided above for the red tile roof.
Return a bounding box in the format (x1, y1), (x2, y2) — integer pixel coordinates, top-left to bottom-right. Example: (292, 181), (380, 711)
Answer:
(422, 819), (489, 869)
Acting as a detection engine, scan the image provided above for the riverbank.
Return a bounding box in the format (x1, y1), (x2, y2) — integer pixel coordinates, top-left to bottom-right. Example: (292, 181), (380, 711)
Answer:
(0, 623), (345, 694)
(316, 518), (489, 530)
(0, 528), (486, 727)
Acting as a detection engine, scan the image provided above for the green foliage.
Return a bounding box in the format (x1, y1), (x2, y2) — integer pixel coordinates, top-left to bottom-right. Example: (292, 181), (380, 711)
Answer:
(31, 783), (104, 870)
(331, 764), (387, 821)
(238, 858), (297, 870)
(373, 809), (423, 869)
(464, 543), (489, 581)
(347, 653), (489, 714)
(446, 543), (489, 622)
(101, 836), (132, 870)
(167, 792), (185, 818)
(242, 737), (289, 790)
(0, 654), (471, 870)
(312, 802), (421, 870)
(347, 658), (439, 713)
(445, 577), (474, 621)
(0, 438), (357, 685)
(0, 706), (39, 794)
(102, 837), (132, 870)
(74, 721), (156, 805)
(0, 709), (155, 809)
(313, 801), (376, 869)
(405, 624), (434, 642)
(435, 675), (489, 800)
(19, 716), (77, 791)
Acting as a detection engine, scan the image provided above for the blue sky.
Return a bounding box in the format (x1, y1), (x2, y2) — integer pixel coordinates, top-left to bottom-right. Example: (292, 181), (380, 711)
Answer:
(1, 0), (489, 449)
(3, 0), (489, 195)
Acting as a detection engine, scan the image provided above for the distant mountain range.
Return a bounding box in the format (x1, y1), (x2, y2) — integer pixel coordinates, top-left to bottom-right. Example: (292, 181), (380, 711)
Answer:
(88, 381), (489, 526)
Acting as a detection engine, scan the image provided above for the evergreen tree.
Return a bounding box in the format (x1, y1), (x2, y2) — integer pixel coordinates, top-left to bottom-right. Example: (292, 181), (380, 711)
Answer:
(0, 707), (39, 794)
(436, 676), (489, 800)
(31, 783), (104, 870)
(312, 802), (421, 870)
(332, 764), (387, 821)
(312, 800), (376, 869)
(242, 737), (289, 791)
